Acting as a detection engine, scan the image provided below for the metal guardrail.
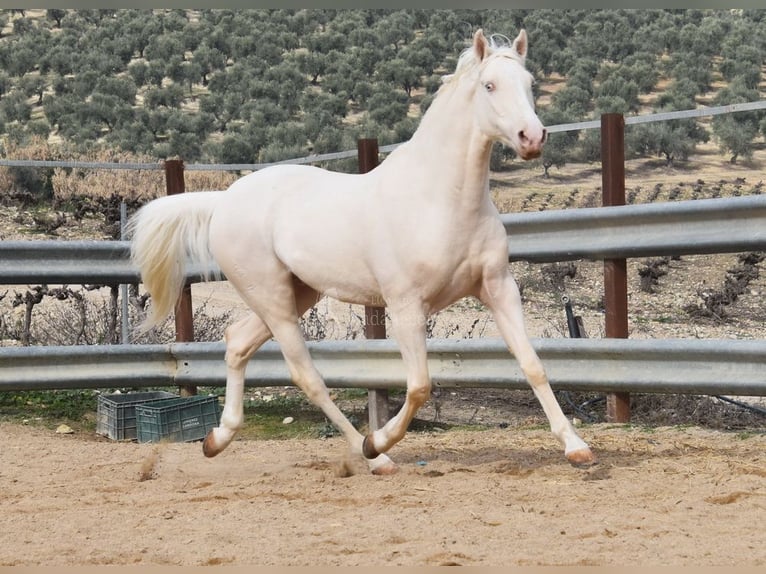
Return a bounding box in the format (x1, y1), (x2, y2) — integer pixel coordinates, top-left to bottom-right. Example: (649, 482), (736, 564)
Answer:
(0, 240), (135, 284)
(503, 194), (766, 263)
(2, 195), (765, 284)
(1, 338), (765, 395)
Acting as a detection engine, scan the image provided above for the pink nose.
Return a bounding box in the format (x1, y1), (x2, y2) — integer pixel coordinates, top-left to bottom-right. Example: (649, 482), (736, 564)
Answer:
(518, 127), (546, 159)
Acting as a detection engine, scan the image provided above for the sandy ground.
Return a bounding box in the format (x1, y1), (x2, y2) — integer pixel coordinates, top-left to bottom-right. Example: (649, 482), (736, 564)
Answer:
(1, 422), (764, 567)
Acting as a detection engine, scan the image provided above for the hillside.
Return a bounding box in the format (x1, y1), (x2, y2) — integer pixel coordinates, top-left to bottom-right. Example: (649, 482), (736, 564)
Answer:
(0, 9), (764, 175)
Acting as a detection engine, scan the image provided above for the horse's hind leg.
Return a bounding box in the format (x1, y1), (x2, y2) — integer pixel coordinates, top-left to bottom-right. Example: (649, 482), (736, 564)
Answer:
(203, 278), (318, 458)
(202, 312), (272, 457)
(480, 269), (596, 467)
(221, 277), (397, 475)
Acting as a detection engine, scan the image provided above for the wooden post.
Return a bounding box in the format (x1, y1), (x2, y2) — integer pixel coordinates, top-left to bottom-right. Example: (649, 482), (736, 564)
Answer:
(601, 114), (630, 422)
(164, 159), (197, 397)
(358, 139), (389, 431)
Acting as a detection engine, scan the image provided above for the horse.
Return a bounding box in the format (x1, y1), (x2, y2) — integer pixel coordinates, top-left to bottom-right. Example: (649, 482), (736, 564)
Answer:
(128, 29), (596, 475)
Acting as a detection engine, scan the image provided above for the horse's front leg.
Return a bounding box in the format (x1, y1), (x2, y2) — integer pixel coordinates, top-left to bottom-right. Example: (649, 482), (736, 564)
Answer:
(480, 269), (596, 467)
(202, 313), (271, 457)
(362, 306), (430, 460)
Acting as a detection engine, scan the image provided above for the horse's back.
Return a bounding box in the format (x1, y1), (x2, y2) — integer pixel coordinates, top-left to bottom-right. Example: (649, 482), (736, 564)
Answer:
(228, 163), (367, 195)
(208, 162), (383, 304)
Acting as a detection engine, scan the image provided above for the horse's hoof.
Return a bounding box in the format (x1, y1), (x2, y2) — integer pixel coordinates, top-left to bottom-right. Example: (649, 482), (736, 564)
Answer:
(362, 434), (380, 460)
(202, 431), (222, 458)
(371, 462), (399, 476)
(369, 454), (398, 476)
(566, 447), (597, 468)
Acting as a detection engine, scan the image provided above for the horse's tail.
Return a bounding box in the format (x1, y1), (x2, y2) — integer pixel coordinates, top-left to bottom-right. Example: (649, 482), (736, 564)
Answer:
(127, 191), (222, 332)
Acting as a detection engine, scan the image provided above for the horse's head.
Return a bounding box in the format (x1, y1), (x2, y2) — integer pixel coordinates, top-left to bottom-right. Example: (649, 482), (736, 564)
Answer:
(470, 29), (546, 160)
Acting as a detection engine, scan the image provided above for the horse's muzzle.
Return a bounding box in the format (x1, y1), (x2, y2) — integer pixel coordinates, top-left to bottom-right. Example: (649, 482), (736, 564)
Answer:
(517, 127), (545, 160)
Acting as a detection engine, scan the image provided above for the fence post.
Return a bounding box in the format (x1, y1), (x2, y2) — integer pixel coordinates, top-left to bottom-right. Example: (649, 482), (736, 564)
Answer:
(357, 139), (389, 431)
(164, 158), (197, 397)
(601, 114), (630, 422)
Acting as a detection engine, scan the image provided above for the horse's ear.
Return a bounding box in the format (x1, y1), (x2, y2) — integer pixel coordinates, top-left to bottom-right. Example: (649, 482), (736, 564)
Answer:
(512, 29), (528, 61)
(473, 28), (489, 61)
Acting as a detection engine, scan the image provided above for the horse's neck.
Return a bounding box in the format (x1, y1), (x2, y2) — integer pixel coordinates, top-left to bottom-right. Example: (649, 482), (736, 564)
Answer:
(380, 84), (493, 212)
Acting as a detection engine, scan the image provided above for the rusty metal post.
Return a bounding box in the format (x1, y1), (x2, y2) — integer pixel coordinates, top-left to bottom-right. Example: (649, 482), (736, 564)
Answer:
(164, 159), (197, 397)
(358, 139), (389, 431)
(601, 114), (630, 422)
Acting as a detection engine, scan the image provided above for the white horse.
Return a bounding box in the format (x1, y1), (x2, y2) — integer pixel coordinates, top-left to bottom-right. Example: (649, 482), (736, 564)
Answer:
(129, 29), (596, 474)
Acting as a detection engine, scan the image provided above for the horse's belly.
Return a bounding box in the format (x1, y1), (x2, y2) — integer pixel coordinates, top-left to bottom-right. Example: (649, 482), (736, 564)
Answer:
(284, 248), (383, 307)
(296, 271), (383, 307)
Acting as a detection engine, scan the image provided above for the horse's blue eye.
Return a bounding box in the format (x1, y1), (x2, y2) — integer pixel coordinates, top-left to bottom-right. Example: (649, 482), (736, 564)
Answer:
(485, 82), (495, 92)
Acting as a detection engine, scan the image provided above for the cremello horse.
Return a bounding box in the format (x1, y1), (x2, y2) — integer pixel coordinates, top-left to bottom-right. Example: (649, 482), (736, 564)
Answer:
(129, 29), (596, 474)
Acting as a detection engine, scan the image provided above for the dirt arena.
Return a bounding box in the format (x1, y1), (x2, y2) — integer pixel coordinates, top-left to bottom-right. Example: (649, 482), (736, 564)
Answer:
(1, 421), (764, 567)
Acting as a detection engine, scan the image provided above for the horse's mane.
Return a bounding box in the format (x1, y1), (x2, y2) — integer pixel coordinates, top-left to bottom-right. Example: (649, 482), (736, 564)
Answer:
(441, 33), (523, 88)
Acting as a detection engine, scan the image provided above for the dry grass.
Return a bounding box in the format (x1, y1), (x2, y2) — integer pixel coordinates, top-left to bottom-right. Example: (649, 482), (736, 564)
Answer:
(1, 125), (763, 206)
(0, 138), (242, 204)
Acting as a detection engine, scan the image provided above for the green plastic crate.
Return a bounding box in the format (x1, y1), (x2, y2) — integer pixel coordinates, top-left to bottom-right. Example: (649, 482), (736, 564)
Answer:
(96, 391), (177, 441)
(135, 395), (221, 443)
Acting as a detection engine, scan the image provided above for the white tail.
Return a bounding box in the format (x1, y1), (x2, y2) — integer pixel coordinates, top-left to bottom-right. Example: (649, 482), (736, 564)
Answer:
(127, 191), (222, 331)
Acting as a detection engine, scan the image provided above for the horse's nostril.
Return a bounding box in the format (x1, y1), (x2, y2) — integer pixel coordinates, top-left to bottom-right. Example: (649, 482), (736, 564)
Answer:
(518, 130), (527, 143)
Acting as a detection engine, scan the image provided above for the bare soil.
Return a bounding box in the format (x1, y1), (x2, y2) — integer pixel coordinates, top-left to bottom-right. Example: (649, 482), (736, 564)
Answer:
(1, 421), (764, 566)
